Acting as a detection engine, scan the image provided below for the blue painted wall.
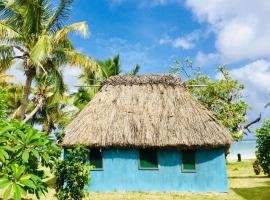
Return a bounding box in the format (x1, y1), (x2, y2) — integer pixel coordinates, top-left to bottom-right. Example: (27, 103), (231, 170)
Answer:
(88, 148), (228, 192)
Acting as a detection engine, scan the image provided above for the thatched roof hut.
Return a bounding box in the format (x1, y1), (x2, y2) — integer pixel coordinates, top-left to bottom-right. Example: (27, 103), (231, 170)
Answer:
(63, 74), (232, 149)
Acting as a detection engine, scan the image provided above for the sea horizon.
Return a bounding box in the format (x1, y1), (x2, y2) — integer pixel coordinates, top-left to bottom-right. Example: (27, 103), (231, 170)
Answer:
(227, 140), (257, 161)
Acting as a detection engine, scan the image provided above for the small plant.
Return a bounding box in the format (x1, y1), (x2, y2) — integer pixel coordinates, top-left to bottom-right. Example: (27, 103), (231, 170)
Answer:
(255, 119), (270, 176)
(54, 146), (91, 200)
(253, 160), (261, 175)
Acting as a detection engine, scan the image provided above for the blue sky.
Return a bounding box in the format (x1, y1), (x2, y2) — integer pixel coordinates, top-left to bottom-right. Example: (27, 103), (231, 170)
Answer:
(9, 0), (270, 137)
(70, 0), (216, 75)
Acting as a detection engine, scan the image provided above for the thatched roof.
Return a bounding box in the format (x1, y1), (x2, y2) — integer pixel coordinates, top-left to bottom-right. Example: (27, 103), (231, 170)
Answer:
(63, 74), (232, 149)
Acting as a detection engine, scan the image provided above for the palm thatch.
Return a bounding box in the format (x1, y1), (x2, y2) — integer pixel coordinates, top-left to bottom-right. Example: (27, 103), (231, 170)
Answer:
(63, 74), (232, 149)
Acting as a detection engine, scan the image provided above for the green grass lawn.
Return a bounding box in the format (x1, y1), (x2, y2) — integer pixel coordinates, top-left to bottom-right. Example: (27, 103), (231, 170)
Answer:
(16, 161), (270, 200)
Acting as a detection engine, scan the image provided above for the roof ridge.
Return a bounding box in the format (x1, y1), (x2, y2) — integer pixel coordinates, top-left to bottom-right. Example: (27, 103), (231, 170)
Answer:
(101, 74), (184, 87)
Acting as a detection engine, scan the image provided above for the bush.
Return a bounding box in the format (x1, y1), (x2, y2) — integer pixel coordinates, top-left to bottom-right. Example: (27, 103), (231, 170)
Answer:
(54, 146), (91, 200)
(0, 89), (6, 119)
(0, 88), (60, 200)
(0, 120), (60, 199)
(253, 160), (261, 175)
(255, 119), (270, 176)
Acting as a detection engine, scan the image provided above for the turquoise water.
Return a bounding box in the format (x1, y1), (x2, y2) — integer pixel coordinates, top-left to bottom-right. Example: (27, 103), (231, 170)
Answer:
(227, 140), (257, 161)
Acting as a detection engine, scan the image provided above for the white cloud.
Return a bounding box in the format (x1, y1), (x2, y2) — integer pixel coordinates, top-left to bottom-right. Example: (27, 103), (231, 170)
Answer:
(230, 60), (270, 92)
(218, 59), (270, 121)
(185, 0), (270, 62)
(194, 51), (220, 67)
(159, 31), (199, 50)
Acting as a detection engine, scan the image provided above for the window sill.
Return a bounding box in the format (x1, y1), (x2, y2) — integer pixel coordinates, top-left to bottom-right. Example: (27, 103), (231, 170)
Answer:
(139, 167), (159, 170)
(181, 170), (196, 173)
(90, 168), (104, 171)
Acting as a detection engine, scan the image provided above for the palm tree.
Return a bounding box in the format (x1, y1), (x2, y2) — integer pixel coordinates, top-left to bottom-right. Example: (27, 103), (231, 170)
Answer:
(24, 73), (74, 133)
(0, 0), (97, 120)
(29, 85), (73, 133)
(74, 54), (140, 110)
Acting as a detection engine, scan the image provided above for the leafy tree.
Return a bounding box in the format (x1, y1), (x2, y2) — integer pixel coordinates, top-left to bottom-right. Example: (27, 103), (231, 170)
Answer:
(54, 146), (91, 200)
(255, 119), (270, 176)
(0, 0), (97, 120)
(0, 89), (60, 199)
(169, 58), (254, 140)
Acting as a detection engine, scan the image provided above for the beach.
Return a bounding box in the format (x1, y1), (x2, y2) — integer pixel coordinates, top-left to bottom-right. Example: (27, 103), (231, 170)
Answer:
(227, 140), (257, 161)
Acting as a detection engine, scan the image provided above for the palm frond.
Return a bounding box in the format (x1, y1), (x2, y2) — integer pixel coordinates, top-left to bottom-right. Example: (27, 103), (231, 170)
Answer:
(30, 34), (52, 65)
(53, 21), (89, 43)
(65, 50), (98, 71)
(50, 66), (66, 95)
(0, 74), (13, 81)
(130, 64), (140, 75)
(0, 21), (22, 42)
(46, 0), (74, 33)
(0, 45), (15, 73)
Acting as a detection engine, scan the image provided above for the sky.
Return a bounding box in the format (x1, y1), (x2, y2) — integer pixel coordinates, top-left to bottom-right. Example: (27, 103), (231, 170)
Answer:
(8, 0), (270, 137)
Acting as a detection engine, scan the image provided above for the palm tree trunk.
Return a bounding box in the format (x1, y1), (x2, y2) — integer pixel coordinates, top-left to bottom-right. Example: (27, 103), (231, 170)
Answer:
(23, 97), (44, 123)
(19, 74), (33, 120)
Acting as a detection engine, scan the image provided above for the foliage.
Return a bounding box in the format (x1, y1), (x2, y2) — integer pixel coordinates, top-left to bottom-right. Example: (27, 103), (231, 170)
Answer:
(0, 89), (6, 119)
(54, 146), (91, 200)
(74, 54), (140, 110)
(0, 0), (97, 120)
(169, 58), (250, 140)
(0, 120), (60, 199)
(253, 160), (261, 175)
(0, 88), (60, 199)
(255, 119), (270, 176)
(1, 83), (25, 118)
(27, 75), (73, 133)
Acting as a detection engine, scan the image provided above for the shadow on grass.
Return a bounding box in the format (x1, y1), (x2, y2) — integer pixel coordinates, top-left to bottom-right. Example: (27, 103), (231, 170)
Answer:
(232, 185), (270, 200)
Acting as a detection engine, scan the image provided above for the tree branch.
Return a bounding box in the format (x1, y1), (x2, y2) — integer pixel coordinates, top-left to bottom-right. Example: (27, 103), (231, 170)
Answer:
(12, 55), (26, 60)
(11, 45), (25, 53)
(243, 113), (261, 129)
(238, 114), (261, 135)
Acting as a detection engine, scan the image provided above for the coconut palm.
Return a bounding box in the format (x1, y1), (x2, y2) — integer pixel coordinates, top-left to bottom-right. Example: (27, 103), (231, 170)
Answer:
(0, 82), (24, 117)
(24, 74), (74, 132)
(0, 0), (97, 120)
(74, 54), (140, 110)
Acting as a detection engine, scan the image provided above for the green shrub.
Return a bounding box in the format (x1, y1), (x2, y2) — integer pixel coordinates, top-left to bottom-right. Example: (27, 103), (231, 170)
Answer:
(0, 89), (60, 199)
(253, 160), (261, 175)
(0, 120), (60, 199)
(0, 89), (7, 119)
(255, 119), (270, 176)
(54, 146), (91, 200)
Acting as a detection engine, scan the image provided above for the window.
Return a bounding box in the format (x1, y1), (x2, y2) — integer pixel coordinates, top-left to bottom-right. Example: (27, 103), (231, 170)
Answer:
(89, 149), (103, 170)
(139, 149), (159, 169)
(182, 150), (196, 172)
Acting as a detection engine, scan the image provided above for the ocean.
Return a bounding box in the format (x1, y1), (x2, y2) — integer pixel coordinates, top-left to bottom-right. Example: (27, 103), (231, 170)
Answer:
(227, 140), (257, 161)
